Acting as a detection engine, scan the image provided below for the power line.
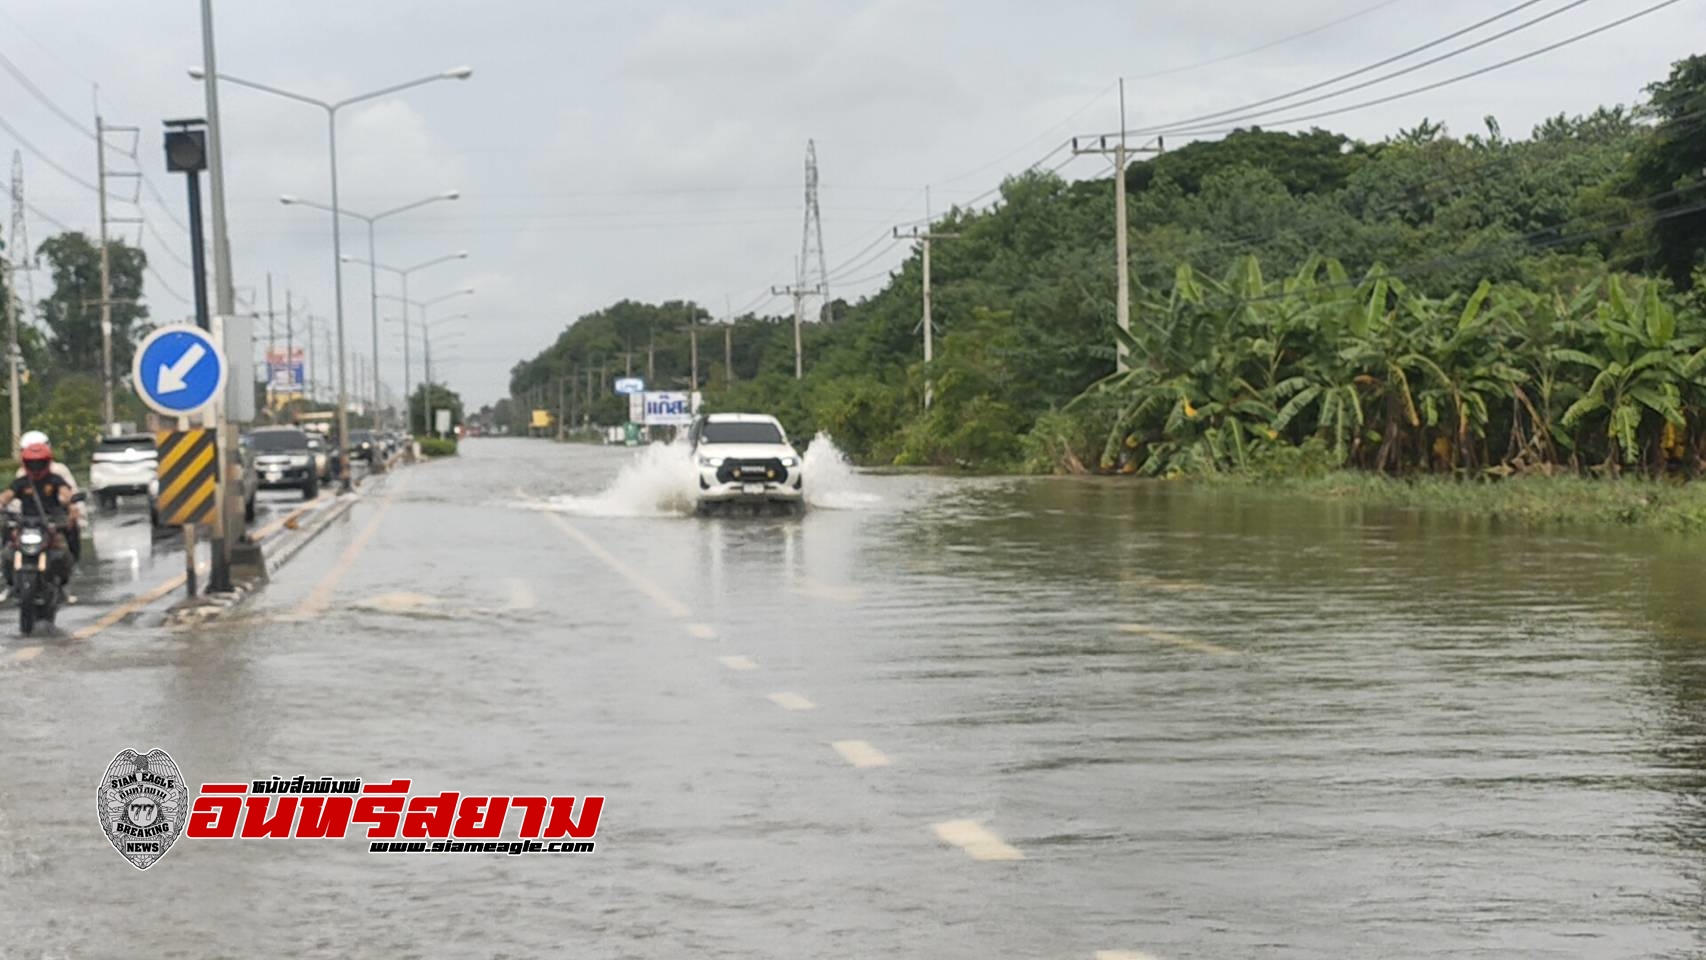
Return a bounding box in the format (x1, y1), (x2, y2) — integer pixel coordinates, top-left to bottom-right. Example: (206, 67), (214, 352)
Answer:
(1163, 0), (1692, 138)
(1126, 0), (1413, 81)
(141, 216), (193, 271)
(23, 199), (72, 233)
(145, 263), (191, 307)
(1125, 0), (1569, 137)
(0, 110), (107, 195)
(138, 172), (189, 234)
(0, 46), (95, 140)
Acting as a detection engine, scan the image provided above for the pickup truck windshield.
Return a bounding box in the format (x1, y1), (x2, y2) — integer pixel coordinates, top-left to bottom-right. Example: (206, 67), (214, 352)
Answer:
(700, 422), (784, 444)
(249, 431), (308, 452)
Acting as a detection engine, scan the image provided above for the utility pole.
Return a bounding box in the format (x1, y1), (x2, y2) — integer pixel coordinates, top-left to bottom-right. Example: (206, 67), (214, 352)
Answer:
(95, 114), (141, 433)
(687, 306), (698, 391)
(8, 151), (35, 455)
(770, 278), (820, 380)
(556, 377), (566, 440)
(285, 292), (297, 403)
(646, 328), (655, 384)
(1072, 78), (1160, 374)
(893, 223), (960, 409)
(723, 294), (734, 385)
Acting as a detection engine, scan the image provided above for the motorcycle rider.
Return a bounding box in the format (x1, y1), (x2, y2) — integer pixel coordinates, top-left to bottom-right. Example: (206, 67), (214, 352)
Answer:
(12, 430), (83, 563)
(0, 441), (77, 598)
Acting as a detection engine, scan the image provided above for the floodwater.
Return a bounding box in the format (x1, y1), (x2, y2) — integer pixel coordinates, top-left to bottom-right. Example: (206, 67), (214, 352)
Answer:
(2, 438), (1704, 958)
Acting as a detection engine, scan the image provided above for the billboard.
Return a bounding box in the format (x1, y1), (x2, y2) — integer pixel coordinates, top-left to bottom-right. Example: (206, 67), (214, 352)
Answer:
(266, 347), (305, 395)
(639, 391), (702, 426)
(530, 409), (552, 429)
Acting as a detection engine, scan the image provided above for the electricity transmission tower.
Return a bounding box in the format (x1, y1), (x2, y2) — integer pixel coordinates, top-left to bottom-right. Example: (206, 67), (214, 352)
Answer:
(799, 140), (830, 322)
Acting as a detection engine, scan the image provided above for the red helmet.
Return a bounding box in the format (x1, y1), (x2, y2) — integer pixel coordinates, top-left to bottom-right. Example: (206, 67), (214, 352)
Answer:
(21, 441), (52, 479)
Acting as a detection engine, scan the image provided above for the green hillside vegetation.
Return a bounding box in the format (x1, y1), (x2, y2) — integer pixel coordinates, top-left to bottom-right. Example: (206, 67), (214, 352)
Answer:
(510, 54), (1706, 481)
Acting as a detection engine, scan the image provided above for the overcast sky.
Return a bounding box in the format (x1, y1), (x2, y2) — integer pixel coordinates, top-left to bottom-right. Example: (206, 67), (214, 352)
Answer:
(3, 0), (1702, 405)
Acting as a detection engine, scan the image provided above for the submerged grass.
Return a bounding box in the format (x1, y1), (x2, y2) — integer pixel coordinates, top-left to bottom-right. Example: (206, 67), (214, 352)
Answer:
(1203, 471), (1706, 533)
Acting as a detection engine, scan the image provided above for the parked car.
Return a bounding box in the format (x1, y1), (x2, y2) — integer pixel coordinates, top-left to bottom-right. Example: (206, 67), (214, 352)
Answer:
(305, 435), (331, 481)
(248, 426), (319, 499)
(89, 433), (159, 509)
(349, 430), (379, 463)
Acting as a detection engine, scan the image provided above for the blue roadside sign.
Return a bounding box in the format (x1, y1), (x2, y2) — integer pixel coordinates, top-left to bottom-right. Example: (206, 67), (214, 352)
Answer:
(133, 324), (227, 417)
(614, 377), (645, 395)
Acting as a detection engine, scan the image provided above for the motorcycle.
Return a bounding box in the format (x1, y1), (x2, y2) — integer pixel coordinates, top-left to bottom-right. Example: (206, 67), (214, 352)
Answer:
(10, 513), (70, 635)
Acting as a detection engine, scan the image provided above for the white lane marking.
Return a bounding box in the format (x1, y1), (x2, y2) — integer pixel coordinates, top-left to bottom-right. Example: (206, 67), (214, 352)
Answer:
(1095, 952), (1165, 960)
(687, 622), (717, 639)
(536, 507), (692, 619)
(831, 740), (890, 768)
(932, 819), (1024, 861)
(507, 579), (538, 610)
(1118, 624), (1237, 657)
(792, 576), (864, 602)
(716, 655), (757, 671)
(10, 646), (42, 662)
(766, 692), (815, 711)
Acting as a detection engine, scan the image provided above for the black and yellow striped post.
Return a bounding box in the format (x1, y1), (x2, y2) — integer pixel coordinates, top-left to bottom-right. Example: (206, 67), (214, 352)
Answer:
(154, 429), (218, 527)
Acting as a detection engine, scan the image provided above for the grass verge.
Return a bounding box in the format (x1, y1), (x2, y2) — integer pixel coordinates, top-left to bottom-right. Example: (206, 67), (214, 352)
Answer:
(1203, 471), (1706, 532)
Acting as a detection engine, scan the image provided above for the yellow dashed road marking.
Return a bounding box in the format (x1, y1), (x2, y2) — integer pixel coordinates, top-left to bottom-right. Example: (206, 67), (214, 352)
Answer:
(932, 819), (1024, 861)
(687, 622), (717, 639)
(766, 692), (815, 711)
(296, 478), (408, 617)
(10, 645), (42, 662)
(716, 655), (757, 671)
(831, 740), (891, 768)
(1118, 624), (1237, 657)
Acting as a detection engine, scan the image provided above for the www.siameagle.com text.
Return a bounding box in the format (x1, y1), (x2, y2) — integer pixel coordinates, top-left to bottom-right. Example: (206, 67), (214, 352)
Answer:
(371, 840), (596, 854)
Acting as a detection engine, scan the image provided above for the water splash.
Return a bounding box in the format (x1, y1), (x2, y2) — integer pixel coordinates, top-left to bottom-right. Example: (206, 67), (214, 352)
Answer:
(802, 432), (882, 510)
(527, 432), (881, 517)
(536, 440), (698, 517)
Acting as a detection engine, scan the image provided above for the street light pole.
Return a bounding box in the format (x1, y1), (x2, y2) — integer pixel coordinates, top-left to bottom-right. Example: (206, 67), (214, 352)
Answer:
(355, 254), (466, 433)
(189, 64), (472, 491)
(281, 192), (458, 431)
(381, 294), (470, 434)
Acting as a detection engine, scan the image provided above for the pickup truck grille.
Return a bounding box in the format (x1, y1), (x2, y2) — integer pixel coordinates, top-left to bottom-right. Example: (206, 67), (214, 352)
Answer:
(715, 458), (788, 485)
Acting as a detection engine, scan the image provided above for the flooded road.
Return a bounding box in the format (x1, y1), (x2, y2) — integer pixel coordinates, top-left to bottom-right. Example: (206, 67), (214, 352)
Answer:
(3, 437), (1705, 958)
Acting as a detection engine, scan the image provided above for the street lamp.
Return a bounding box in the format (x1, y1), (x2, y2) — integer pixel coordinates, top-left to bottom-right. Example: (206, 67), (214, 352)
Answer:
(350, 252), (467, 433)
(379, 289), (472, 432)
(282, 190), (458, 429)
(419, 311), (470, 437)
(189, 64), (472, 489)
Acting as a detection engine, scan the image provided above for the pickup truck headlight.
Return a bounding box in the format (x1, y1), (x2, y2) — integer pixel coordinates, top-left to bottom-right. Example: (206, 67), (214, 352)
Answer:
(698, 456), (724, 467)
(781, 456), (799, 467)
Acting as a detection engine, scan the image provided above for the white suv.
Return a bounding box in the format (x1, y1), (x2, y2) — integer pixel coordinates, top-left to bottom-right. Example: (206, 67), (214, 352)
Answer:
(89, 433), (158, 509)
(689, 413), (804, 515)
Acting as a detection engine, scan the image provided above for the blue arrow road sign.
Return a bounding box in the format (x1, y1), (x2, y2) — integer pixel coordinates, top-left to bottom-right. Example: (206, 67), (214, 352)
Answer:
(133, 324), (227, 417)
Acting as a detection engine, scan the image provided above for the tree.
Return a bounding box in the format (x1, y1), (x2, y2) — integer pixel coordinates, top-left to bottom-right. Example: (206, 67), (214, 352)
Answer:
(408, 381), (463, 435)
(1631, 54), (1706, 288)
(36, 232), (148, 378)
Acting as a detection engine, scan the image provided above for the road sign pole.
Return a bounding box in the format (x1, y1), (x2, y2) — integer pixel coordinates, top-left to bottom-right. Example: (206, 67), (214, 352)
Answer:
(177, 415), (196, 598)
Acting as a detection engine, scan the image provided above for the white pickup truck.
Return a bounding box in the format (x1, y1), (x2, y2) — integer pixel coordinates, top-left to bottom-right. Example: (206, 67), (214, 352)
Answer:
(689, 413), (804, 516)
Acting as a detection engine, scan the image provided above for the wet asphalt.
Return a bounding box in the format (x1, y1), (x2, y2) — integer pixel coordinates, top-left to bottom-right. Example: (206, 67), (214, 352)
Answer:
(2, 437), (1705, 959)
